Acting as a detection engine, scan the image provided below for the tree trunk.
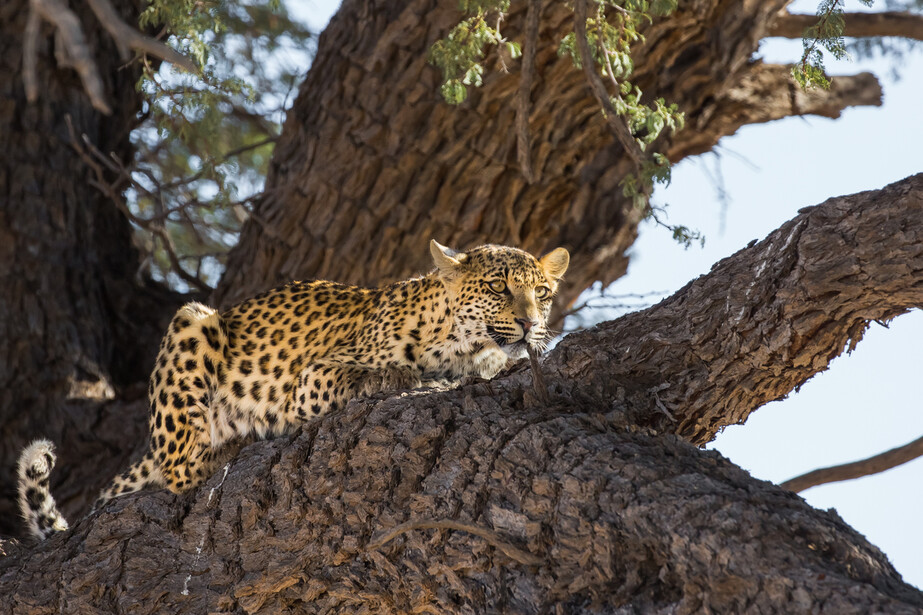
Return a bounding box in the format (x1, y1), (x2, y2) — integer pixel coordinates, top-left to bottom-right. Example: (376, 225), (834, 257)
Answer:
(0, 0), (183, 536)
(213, 0), (882, 316)
(0, 0), (887, 537)
(3, 175), (921, 613)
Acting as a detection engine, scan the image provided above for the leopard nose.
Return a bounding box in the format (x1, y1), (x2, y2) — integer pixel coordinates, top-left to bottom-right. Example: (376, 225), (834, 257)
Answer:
(515, 318), (535, 333)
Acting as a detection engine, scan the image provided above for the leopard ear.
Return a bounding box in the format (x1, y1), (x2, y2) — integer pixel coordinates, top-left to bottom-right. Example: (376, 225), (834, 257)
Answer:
(540, 247), (570, 281)
(430, 240), (466, 277)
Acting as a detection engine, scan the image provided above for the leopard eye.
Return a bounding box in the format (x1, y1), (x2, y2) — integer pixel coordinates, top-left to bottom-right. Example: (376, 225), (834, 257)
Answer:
(535, 286), (551, 299)
(487, 280), (507, 294)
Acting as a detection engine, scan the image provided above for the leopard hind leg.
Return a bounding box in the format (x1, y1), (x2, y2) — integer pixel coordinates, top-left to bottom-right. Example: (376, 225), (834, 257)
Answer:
(150, 301), (226, 494)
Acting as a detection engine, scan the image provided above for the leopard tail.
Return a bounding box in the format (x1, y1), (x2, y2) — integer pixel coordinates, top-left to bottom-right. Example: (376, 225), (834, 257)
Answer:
(16, 439), (69, 541)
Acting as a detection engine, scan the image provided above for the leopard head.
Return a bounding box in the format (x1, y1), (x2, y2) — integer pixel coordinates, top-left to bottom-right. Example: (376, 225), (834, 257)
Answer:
(430, 239), (569, 359)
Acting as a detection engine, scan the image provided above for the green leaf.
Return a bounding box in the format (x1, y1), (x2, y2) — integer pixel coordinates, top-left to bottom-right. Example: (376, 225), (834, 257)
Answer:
(441, 80), (468, 104)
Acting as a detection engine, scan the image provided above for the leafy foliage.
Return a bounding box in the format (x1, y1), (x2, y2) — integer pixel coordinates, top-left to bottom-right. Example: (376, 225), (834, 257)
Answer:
(431, 1), (687, 242)
(793, 0), (875, 89)
(428, 1), (517, 104)
(558, 8), (682, 149)
(794, 0), (923, 87)
(129, 0), (314, 290)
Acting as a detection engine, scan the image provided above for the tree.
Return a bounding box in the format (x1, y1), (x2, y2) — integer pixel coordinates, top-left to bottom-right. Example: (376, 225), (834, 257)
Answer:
(2, 0), (922, 611)
(0, 0), (187, 538)
(3, 174), (923, 611)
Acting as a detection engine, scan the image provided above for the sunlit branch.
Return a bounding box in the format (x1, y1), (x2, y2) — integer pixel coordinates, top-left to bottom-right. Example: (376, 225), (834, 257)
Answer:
(27, 0), (112, 113)
(85, 0), (196, 71)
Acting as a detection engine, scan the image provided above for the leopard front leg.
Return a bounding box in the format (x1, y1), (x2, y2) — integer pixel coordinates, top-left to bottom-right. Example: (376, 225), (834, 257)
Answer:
(284, 362), (423, 424)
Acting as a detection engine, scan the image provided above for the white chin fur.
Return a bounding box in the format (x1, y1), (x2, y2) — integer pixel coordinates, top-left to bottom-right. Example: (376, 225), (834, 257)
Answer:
(503, 343), (529, 360)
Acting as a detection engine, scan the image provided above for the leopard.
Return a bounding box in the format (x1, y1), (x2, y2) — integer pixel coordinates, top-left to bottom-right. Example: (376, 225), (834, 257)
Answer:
(17, 240), (569, 541)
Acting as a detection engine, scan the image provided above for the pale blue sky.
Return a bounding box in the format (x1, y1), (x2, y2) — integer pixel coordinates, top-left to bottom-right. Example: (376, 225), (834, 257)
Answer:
(291, 0), (923, 588)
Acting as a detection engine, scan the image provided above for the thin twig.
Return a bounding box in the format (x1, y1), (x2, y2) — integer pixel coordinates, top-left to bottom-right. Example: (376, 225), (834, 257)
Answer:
(64, 115), (212, 293)
(367, 519), (543, 566)
(652, 392), (675, 421)
(179, 208), (209, 248)
(573, 0), (644, 169)
(222, 136), (278, 160)
(516, 0), (541, 184)
(561, 289), (669, 319)
(527, 346), (551, 405)
(495, 13), (509, 72)
(77, 122), (255, 290)
(793, 1), (842, 79)
(781, 434), (923, 493)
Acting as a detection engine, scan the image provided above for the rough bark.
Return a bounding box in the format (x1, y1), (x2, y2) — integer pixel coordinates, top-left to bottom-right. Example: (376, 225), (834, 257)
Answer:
(546, 174), (923, 445)
(0, 0), (184, 536)
(213, 0), (884, 316)
(2, 176), (921, 613)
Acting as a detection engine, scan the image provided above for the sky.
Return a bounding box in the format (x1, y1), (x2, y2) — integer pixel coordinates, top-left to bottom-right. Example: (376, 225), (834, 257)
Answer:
(291, 0), (923, 588)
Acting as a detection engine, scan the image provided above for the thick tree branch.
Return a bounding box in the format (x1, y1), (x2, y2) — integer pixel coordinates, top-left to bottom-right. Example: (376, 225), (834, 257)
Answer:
(668, 62), (882, 159)
(545, 173), (923, 444)
(781, 434), (923, 493)
(3, 357), (922, 611)
(5, 178), (923, 612)
(770, 11), (923, 41)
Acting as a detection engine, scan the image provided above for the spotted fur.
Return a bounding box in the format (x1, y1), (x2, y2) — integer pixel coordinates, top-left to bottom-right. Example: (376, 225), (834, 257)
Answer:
(17, 440), (69, 540)
(17, 240), (569, 540)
